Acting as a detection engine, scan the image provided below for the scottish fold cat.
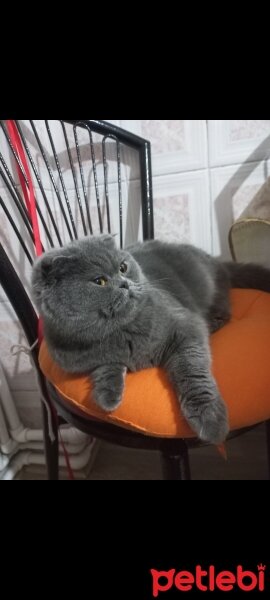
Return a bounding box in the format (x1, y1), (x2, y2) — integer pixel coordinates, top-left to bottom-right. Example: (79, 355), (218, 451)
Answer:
(32, 235), (270, 444)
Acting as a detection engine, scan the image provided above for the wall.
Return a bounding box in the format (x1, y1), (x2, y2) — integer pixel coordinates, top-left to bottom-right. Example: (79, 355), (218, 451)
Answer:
(112, 120), (270, 258)
(1, 119), (270, 423)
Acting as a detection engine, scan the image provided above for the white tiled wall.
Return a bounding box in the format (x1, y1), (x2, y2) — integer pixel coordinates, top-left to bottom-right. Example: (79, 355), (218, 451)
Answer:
(208, 120), (270, 167)
(1, 119), (270, 422)
(121, 120), (208, 176)
(119, 120), (270, 259)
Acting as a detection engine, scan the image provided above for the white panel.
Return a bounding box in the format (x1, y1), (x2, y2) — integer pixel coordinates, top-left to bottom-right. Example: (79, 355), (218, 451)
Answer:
(151, 170), (211, 253)
(121, 120), (208, 178)
(208, 120), (270, 167)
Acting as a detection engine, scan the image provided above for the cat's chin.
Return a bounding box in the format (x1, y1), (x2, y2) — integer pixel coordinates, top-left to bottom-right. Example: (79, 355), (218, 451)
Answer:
(113, 294), (137, 315)
(99, 295), (137, 321)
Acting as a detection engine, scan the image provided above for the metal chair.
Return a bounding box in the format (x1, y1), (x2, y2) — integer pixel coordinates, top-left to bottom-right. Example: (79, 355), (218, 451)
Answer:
(0, 119), (194, 480)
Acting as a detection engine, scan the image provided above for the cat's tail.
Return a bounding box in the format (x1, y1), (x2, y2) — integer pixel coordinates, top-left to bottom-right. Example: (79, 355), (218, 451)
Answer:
(225, 262), (270, 292)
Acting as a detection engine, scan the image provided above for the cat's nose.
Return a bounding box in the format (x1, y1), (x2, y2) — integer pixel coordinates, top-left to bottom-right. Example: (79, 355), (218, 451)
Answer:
(119, 278), (129, 289)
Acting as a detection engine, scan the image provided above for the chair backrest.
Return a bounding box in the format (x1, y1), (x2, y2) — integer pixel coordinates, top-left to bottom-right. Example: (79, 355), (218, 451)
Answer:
(0, 120), (154, 350)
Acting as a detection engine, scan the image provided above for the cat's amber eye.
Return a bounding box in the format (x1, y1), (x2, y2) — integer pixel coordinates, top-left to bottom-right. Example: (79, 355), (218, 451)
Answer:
(93, 277), (107, 286)
(120, 262), (128, 274)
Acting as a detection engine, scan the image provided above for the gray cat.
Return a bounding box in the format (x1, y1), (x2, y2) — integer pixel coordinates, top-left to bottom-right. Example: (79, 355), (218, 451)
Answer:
(31, 235), (270, 444)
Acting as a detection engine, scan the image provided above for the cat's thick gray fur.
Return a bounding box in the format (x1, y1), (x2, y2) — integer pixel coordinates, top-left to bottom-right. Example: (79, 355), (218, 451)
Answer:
(32, 235), (270, 444)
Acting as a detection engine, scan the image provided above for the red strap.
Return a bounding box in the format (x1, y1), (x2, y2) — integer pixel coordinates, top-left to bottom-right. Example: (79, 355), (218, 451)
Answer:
(6, 121), (43, 257)
(6, 121), (44, 342)
(7, 120), (74, 480)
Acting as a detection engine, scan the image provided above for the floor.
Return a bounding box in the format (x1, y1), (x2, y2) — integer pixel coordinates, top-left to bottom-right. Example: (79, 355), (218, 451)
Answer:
(19, 423), (268, 479)
(87, 424), (268, 480)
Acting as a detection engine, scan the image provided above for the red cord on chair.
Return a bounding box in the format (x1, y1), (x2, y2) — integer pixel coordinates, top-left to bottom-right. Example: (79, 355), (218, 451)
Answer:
(6, 120), (75, 480)
(6, 120), (44, 342)
(6, 121), (43, 256)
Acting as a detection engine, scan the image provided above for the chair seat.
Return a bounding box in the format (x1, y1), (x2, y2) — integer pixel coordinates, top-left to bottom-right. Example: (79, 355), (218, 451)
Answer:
(39, 289), (270, 439)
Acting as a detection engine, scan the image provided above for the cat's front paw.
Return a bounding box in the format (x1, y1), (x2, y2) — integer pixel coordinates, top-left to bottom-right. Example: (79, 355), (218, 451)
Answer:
(92, 366), (126, 413)
(95, 390), (123, 412)
(183, 392), (229, 444)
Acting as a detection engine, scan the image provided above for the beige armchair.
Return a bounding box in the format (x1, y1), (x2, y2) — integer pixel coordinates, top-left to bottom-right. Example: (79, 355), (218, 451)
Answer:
(229, 177), (270, 267)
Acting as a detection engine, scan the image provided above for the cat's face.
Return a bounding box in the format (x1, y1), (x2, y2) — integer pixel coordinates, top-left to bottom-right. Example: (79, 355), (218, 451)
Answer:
(32, 235), (145, 337)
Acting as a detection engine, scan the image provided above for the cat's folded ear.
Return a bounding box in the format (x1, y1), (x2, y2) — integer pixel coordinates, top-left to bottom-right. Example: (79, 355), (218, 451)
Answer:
(98, 234), (117, 249)
(33, 252), (79, 282)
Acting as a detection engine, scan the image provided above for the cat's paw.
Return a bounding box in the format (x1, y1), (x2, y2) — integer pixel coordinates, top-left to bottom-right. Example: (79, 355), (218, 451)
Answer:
(183, 393), (229, 444)
(95, 390), (122, 412)
(92, 366), (127, 413)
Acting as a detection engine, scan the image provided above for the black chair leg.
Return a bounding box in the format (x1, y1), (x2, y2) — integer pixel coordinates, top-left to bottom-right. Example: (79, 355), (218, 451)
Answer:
(266, 419), (270, 480)
(161, 442), (191, 480)
(42, 402), (59, 480)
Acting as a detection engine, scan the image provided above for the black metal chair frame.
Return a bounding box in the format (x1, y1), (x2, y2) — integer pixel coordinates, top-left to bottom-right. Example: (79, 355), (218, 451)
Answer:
(0, 119), (269, 480)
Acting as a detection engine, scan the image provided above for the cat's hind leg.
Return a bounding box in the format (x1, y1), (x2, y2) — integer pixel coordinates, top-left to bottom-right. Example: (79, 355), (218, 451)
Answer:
(162, 316), (229, 444)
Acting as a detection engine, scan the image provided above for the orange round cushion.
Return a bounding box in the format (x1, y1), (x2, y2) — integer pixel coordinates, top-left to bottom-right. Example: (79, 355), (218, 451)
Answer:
(39, 289), (270, 438)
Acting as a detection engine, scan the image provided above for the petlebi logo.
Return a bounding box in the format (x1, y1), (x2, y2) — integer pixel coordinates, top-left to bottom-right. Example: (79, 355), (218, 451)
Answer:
(150, 564), (266, 596)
